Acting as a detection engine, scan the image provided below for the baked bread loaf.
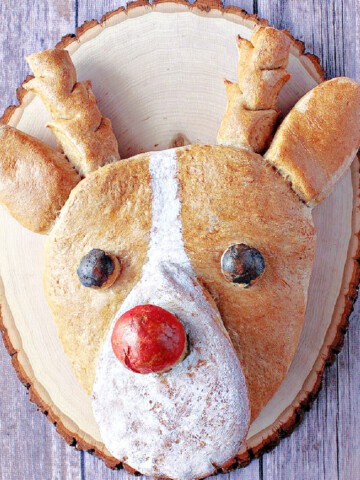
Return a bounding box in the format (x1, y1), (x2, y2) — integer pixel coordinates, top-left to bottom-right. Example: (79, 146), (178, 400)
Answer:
(217, 26), (291, 152)
(24, 49), (120, 176)
(0, 124), (80, 233)
(44, 145), (314, 426)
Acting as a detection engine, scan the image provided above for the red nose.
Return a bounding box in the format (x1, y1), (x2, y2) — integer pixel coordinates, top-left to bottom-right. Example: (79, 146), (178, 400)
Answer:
(111, 304), (187, 374)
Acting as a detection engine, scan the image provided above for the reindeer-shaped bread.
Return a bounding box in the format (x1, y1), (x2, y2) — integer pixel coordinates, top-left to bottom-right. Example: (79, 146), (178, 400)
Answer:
(0, 26), (359, 480)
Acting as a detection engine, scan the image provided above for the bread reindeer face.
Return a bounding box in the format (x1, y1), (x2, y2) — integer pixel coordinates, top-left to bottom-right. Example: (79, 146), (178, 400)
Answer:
(44, 144), (314, 477)
(0, 25), (359, 480)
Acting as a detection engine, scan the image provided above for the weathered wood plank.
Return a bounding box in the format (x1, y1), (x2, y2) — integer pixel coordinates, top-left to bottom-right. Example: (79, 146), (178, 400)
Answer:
(0, 2), (359, 480)
(224, 0), (253, 11)
(254, 0), (359, 79)
(0, 2), (82, 480)
(77, 0), (117, 25)
(0, 0), (76, 117)
(342, 0), (360, 80)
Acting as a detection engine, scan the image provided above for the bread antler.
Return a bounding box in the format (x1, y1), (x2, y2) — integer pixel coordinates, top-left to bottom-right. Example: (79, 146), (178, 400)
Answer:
(217, 26), (291, 153)
(24, 49), (120, 176)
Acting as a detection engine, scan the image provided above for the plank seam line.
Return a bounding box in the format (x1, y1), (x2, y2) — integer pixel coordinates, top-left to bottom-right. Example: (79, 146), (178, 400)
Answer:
(259, 456), (264, 480)
(75, 0), (79, 29)
(81, 450), (85, 480)
(336, 361), (340, 480)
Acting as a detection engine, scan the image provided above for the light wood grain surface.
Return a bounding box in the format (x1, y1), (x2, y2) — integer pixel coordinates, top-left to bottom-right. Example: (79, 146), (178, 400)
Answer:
(0, 1), (359, 480)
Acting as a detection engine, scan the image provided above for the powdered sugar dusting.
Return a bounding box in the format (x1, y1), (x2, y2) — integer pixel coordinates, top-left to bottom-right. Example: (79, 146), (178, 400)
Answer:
(92, 149), (250, 480)
(145, 150), (190, 270)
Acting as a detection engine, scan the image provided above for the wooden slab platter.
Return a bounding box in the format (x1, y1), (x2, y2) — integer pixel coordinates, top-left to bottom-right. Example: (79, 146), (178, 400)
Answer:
(0, 0), (359, 474)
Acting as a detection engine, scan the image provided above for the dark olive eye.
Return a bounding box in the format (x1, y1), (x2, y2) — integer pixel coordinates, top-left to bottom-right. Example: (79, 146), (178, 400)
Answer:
(221, 243), (265, 286)
(77, 249), (121, 289)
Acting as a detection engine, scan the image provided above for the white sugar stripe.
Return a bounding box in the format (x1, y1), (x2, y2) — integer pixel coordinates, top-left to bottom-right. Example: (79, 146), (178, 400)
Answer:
(147, 149), (191, 269)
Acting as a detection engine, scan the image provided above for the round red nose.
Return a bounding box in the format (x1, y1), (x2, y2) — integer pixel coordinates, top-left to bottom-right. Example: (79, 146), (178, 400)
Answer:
(111, 304), (187, 374)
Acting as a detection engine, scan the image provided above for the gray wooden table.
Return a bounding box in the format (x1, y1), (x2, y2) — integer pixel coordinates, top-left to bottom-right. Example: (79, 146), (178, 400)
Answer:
(0, 1), (359, 479)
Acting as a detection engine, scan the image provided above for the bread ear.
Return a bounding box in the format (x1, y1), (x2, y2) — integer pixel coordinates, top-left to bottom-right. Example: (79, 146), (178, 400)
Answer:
(0, 125), (80, 233)
(265, 78), (360, 207)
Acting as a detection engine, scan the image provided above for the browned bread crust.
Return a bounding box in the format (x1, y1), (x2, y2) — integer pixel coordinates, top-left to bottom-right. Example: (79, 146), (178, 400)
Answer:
(24, 49), (120, 176)
(217, 26), (291, 153)
(218, 80), (279, 153)
(0, 125), (80, 233)
(238, 28), (291, 109)
(265, 77), (360, 206)
(44, 155), (152, 393)
(178, 145), (315, 420)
